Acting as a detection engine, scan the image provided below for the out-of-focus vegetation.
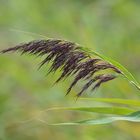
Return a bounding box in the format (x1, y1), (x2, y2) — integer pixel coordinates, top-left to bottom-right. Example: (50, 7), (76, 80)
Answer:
(0, 0), (140, 139)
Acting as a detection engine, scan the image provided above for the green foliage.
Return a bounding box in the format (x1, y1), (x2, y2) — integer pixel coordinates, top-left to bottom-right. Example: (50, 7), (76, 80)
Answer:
(40, 98), (140, 125)
(51, 111), (140, 126)
(81, 98), (140, 107)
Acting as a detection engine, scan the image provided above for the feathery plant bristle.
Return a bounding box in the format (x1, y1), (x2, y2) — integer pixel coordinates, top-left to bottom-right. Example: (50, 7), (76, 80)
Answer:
(1, 39), (121, 97)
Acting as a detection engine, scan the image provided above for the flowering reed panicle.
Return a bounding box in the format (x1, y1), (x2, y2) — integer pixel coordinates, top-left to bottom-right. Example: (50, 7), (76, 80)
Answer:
(1, 39), (122, 97)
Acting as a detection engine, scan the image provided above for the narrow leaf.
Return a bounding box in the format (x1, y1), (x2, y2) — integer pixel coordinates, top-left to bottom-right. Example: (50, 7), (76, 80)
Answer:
(80, 98), (140, 107)
(44, 106), (135, 115)
(49, 111), (140, 125)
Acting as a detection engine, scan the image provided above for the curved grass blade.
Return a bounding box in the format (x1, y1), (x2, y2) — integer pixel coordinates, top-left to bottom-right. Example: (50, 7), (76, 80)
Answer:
(49, 111), (140, 126)
(81, 47), (140, 91)
(80, 98), (140, 107)
(65, 107), (135, 115)
(44, 106), (135, 115)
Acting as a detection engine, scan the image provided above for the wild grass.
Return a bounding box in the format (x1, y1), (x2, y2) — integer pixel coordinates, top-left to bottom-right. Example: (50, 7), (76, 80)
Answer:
(1, 38), (140, 125)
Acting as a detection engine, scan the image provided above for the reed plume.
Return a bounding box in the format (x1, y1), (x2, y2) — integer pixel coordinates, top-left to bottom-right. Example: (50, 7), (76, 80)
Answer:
(1, 39), (122, 97)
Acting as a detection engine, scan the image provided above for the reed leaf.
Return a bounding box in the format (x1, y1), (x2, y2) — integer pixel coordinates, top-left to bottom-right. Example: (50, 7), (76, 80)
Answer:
(80, 98), (140, 107)
(48, 111), (140, 126)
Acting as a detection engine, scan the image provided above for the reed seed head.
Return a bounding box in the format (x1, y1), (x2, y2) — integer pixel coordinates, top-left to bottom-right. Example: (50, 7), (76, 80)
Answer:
(1, 39), (121, 97)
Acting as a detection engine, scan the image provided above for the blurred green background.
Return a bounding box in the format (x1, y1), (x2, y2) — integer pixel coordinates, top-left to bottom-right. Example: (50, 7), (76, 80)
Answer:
(0, 0), (140, 139)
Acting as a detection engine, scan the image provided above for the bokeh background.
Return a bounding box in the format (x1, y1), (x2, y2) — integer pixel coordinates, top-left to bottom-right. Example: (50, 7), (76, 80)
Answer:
(0, 0), (140, 139)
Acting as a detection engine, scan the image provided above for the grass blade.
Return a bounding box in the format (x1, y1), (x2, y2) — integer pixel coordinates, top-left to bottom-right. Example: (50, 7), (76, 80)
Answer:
(44, 106), (135, 115)
(49, 111), (140, 125)
(80, 98), (140, 107)
(65, 107), (135, 115)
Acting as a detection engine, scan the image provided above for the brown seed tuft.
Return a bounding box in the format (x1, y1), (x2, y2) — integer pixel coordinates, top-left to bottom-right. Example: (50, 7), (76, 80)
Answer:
(1, 39), (121, 97)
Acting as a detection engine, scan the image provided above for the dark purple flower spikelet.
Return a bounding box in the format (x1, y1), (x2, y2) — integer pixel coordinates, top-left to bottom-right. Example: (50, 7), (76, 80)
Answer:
(1, 39), (121, 97)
